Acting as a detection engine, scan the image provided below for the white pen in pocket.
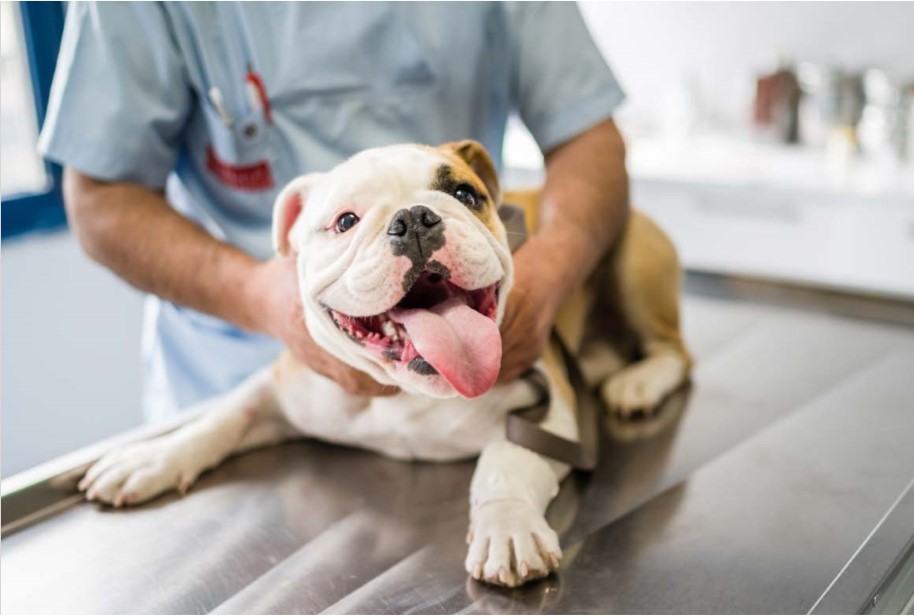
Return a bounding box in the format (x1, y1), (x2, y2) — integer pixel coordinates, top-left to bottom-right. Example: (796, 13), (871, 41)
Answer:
(245, 68), (273, 124)
(208, 86), (234, 127)
(246, 80), (262, 117)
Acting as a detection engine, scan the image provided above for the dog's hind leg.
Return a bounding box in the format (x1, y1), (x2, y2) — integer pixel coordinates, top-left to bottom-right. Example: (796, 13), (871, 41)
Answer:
(601, 211), (692, 416)
(79, 363), (298, 507)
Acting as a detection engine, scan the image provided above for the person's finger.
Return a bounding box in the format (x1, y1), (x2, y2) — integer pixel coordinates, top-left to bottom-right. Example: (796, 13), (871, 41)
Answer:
(296, 340), (399, 397)
(499, 323), (523, 351)
(497, 351), (529, 383)
(498, 337), (549, 384)
(363, 381), (399, 396)
(500, 331), (531, 363)
(344, 381), (398, 397)
(498, 364), (526, 384)
(351, 372), (399, 397)
(335, 366), (398, 397)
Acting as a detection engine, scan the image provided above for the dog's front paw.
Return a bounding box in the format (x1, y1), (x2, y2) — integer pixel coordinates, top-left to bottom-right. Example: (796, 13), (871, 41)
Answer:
(603, 354), (685, 416)
(78, 434), (209, 507)
(465, 499), (561, 587)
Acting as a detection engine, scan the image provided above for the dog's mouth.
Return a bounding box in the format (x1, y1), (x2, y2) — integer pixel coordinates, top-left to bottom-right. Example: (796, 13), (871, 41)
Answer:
(327, 271), (501, 398)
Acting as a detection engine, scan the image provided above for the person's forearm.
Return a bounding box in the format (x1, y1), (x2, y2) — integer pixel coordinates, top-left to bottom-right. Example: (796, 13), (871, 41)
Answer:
(63, 168), (265, 332)
(533, 119), (630, 301)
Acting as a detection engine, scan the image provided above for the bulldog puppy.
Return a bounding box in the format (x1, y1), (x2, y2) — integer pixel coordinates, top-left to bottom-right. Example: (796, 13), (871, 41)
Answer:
(79, 141), (691, 587)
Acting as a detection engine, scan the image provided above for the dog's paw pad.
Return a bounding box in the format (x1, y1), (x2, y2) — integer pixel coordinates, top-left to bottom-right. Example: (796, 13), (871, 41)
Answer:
(465, 500), (561, 587)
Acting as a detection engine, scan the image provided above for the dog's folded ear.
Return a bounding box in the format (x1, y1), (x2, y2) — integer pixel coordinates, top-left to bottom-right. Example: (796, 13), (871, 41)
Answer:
(438, 140), (501, 205)
(272, 173), (323, 256)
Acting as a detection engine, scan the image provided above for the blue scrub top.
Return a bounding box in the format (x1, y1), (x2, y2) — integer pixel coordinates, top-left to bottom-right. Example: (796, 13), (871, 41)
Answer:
(39, 1), (624, 420)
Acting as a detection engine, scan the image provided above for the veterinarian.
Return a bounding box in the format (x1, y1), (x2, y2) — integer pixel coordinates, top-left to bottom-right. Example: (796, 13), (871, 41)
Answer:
(40, 2), (630, 420)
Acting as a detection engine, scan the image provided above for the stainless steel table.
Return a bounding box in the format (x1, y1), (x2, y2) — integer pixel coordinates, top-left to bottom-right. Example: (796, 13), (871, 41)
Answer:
(3, 274), (914, 614)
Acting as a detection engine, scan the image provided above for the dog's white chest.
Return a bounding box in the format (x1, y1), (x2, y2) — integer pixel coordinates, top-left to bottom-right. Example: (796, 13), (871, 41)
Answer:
(275, 371), (537, 461)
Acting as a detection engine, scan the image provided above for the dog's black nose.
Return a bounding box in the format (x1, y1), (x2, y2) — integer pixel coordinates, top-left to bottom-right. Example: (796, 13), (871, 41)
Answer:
(387, 205), (441, 237)
(417, 206), (441, 228)
(387, 215), (408, 237)
(387, 206), (446, 275)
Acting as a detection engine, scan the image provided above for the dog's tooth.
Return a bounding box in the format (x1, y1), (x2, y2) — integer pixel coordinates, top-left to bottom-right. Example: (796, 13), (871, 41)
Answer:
(382, 321), (397, 338)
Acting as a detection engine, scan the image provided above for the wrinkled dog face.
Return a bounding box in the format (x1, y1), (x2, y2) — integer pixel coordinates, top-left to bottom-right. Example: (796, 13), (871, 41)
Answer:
(272, 142), (513, 398)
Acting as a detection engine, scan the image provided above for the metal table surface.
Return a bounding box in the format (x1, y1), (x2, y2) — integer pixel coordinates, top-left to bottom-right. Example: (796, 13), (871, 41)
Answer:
(3, 275), (914, 614)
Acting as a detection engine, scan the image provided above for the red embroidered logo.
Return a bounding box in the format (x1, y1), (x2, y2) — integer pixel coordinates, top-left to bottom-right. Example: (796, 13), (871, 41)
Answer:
(206, 145), (274, 191)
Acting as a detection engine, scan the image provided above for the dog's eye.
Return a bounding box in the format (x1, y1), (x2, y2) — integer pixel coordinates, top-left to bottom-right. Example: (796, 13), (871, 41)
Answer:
(454, 184), (479, 209)
(336, 212), (360, 233)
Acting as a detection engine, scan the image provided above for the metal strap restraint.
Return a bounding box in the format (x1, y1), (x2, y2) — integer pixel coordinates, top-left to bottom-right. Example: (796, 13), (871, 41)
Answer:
(499, 204), (601, 471)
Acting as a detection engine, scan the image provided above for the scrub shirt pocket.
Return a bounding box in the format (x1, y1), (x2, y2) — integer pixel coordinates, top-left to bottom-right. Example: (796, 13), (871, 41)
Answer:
(200, 100), (277, 194)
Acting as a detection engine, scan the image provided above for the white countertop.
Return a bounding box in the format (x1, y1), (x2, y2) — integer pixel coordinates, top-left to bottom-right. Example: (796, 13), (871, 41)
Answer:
(504, 131), (914, 301)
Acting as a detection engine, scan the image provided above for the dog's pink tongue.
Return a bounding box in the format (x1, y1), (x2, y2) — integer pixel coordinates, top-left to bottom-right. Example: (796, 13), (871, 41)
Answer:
(390, 297), (501, 398)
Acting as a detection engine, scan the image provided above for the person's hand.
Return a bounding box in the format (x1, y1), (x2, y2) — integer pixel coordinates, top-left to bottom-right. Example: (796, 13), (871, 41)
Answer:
(247, 255), (398, 397)
(497, 239), (568, 383)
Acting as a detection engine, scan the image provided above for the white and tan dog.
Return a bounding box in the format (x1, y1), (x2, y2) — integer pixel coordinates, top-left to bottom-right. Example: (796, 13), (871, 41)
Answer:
(79, 141), (691, 587)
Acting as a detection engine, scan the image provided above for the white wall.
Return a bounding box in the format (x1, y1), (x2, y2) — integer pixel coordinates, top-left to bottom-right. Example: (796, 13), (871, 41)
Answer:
(1, 232), (145, 477)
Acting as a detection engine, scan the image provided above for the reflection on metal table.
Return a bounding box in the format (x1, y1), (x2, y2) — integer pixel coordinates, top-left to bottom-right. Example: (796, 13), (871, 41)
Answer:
(3, 274), (914, 614)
